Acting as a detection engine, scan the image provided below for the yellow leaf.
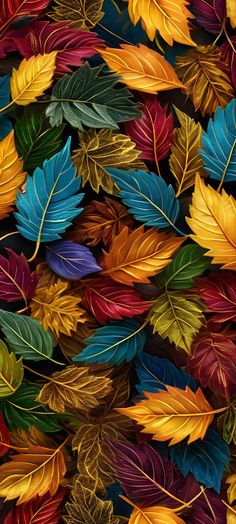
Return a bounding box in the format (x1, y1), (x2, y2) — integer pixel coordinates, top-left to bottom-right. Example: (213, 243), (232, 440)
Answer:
(116, 385), (217, 445)
(169, 107), (204, 196)
(186, 175), (236, 270)
(0, 442), (66, 504)
(101, 226), (185, 286)
(226, 0), (236, 28)
(73, 129), (145, 194)
(37, 365), (112, 413)
(176, 45), (234, 116)
(127, 0), (195, 45)
(10, 53), (57, 106)
(97, 44), (185, 94)
(227, 507), (236, 524)
(30, 280), (86, 337)
(50, 0), (104, 30)
(227, 474), (236, 504)
(149, 291), (205, 354)
(129, 504), (185, 524)
(0, 340), (23, 398)
(0, 130), (26, 219)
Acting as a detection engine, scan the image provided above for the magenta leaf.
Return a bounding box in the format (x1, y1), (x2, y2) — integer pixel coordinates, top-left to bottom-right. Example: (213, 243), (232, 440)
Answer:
(46, 240), (101, 280)
(191, 0), (225, 34)
(0, 248), (37, 303)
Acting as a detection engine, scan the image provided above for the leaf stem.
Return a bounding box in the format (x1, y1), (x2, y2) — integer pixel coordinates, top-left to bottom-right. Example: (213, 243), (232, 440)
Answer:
(223, 20), (236, 53)
(23, 364), (51, 381)
(222, 499), (236, 514)
(27, 238), (41, 263)
(0, 231), (20, 242)
(0, 100), (15, 114)
(173, 486), (205, 512)
(212, 24), (225, 46)
(17, 304), (30, 314)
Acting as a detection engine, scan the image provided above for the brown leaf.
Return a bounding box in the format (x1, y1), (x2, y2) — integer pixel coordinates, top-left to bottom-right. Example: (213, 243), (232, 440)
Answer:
(176, 45), (234, 116)
(50, 0), (104, 30)
(73, 129), (145, 194)
(59, 317), (97, 360)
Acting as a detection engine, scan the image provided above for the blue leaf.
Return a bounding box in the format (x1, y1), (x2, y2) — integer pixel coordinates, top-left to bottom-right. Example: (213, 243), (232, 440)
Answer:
(96, 0), (149, 47)
(108, 168), (181, 233)
(46, 240), (101, 280)
(200, 99), (236, 183)
(73, 318), (147, 366)
(169, 429), (230, 492)
(0, 76), (12, 139)
(14, 138), (84, 242)
(135, 352), (196, 393)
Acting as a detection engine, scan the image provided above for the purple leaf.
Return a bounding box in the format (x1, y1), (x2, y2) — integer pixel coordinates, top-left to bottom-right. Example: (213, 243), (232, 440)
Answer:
(191, 0), (225, 34)
(190, 488), (227, 524)
(0, 248), (37, 303)
(45, 240), (101, 280)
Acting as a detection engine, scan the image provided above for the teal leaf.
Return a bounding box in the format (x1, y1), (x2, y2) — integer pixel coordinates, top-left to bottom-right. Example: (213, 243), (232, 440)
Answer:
(46, 63), (140, 130)
(14, 137), (84, 242)
(0, 76), (12, 139)
(73, 318), (147, 366)
(0, 310), (57, 362)
(108, 168), (182, 234)
(157, 245), (211, 290)
(200, 98), (236, 184)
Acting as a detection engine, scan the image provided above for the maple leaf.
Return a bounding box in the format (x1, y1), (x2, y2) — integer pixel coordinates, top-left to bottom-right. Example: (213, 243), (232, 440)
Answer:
(73, 128), (145, 194)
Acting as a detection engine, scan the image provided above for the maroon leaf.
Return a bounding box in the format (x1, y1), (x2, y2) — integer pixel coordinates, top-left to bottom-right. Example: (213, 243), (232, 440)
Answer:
(191, 0), (225, 34)
(0, 248), (37, 304)
(82, 277), (152, 324)
(3, 487), (66, 524)
(220, 37), (236, 89)
(187, 328), (236, 398)
(190, 488), (227, 524)
(195, 272), (236, 323)
(10, 21), (104, 74)
(0, 413), (9, 457)
(123, 94), (174, 165)
(0, 0), (50, 49)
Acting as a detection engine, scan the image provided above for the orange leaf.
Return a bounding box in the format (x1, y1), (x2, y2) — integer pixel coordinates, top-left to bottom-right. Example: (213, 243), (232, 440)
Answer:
(97, 44), (185, 94)
(116, 385), (222, 445)
(129, 504), (185, 524)
(100, 225), (185, 285)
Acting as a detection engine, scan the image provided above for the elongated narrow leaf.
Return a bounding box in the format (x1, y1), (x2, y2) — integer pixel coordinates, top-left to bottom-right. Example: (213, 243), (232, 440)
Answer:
(10, 53), (57, 106)
(0, 130), (26, 220)
(157, 245), (211, 290)
(0, 248), (37, 303)
(73, 318), (147, 366)
(45, 240), (100, 280)
(0, 310), (55, 362)
(200, 99), (236, 184)
(46, 63), (140, 130)
(135, 352), (196, 394)
(15, 138), (84, 243)
(169, 429), (229, 492)
(108, 169), (180, 232)
(0, 340), (23, 398)
(149, 291), (205, 354)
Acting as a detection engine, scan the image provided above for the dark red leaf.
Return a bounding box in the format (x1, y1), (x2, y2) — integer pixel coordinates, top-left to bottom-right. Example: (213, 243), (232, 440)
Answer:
(195, 271), (236, 323)
(0, 248), (38, 303)
(190, 488), (227, 524)
(82, 276), (152, 323)
(123, 94), (174, 164)
(0, 413), (9, 457)
(3, 488), (66, 524)
(187, 328), (236, 398)
(220, 37), (236, 89)
(191, 0), (225, 34)
(0, 0), (50, 42)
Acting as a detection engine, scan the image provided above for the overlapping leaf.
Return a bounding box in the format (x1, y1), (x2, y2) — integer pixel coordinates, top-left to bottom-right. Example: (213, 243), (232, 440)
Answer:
(0, 414), (9, 457)
(5, 488), (66, 524)
(0, 76), (12, 139)
(10, 53), (57, 106)
(218, 400), (236, 445)
(129, 504), (185, 523)
(45, 240), (100, 280)
(0, 340), (23, 398)
(50, 0), (104, 29)
(157, 245), (211, 290)
(0, 130), (26, 219)
(191, 0), (225, 33)
(0, 248), (37, 303)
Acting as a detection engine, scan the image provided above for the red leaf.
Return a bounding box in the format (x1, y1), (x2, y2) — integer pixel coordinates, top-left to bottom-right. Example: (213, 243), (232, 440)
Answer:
(195, 272), (236, 323)
(82, 276), (152, 324)
(4, 488), (66, 524)
(10, 21), (104, 73)
(0, 248), (38, 303)
(0, 413), (9, 457)
(187, 328), (236, 398)
(123, 94), (174, 164)
(0, 0), (50, 40)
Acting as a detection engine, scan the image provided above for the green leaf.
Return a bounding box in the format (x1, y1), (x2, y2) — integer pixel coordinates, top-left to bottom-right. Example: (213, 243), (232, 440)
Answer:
(149, 291), (205, 354)
(218, 401), (236, 445)
(0, 310), (57, 363)
(46, 63), (140, 130)
(1, 381), (61, 432)
(15, 107), (65, 171)
(0, 340), (23, 397)
(157, 245), (211, 290)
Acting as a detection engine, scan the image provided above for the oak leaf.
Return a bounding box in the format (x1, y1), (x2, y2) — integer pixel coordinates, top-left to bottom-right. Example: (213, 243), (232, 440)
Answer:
(0, 130), (26, 219)
(73, 129), (145, 194)
(187, 175), (236, 270)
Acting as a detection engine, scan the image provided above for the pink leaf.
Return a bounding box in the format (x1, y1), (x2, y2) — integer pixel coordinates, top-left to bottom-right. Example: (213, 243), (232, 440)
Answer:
(0, 248), (37, 303)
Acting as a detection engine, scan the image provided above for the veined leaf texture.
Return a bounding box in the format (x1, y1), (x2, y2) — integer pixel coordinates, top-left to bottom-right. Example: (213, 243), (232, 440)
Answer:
(0, 1), (235, 522)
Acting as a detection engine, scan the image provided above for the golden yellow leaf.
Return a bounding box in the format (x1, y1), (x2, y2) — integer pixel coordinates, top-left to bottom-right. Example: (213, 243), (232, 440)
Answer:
(30, 280), (86, 337)
(97, 44), (185, 94)
(127, 0), (195, 45)
(129, 504), (185, 524)
(50, 0), (104, 30)
(226, 0), (236, 28)
(0, 130), (26, 219)
(227, 474), (236, 504)
(186, 175), (236, 270)
(0, 340), (23, 398)
(0, 442), (66, 504)
(227, 506), (236, 524)
(73, 129), (145, 194)
(149, 291), (205, 354)
(176, 45), (234, 116)
(37, 365), (112, 413)
(10, 52), (57, 106)
(169, 107), (204, 196)
(100, 225), (185, 286)
(116, 385), (218, 445)
(68, 197), (133, 247)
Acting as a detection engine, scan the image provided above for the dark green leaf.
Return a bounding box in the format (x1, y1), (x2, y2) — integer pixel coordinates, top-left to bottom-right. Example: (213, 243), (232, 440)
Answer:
(157, 245), (211, 290)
